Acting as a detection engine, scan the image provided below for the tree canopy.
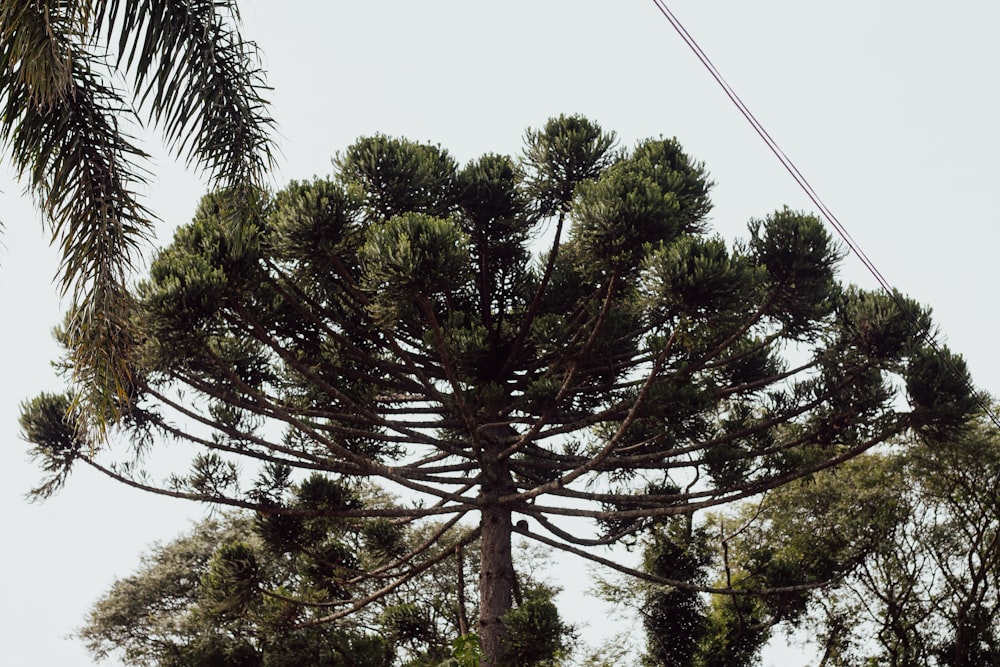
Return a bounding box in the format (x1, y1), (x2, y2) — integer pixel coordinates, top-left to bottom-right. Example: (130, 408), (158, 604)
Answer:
(80, 491), (572, 667)
(606, 410), (1000, 667)
(20, 115), (977, 665)
(785, 412), (1000, 667)
(607, 453), (907, 666)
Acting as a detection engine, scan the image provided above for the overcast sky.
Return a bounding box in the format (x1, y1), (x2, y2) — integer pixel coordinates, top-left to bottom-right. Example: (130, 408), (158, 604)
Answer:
(2, 2), (999, 664)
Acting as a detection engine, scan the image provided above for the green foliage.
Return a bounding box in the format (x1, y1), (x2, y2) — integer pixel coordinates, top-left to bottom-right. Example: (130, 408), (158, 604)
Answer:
(161, 635), (261, 667)
(80, 509), (572, 667)
(382, 602), (436, 645)
(202, 540), (262, 619)
(270, 178), (362, 268)
(0, 0), (274, 432)
(749, 208), (841, 339)
(578, 634), (637, 667)
(622, 457), (913, 666)
(839, 287), (930, 358)
(458, 154), (531, 244)
(573, 138), (711, 271)
(337, 135), (459, 220)
(523, 114), (616, 213)
(23, 117), (979, 666)
(640, 520), (713, 666)
(362, 212), (471, 324)
(18, 391), (84, 499)
(680, 412), (1000, 667)
(79, 510), (400, 665)
(693, 595), (770, 667)
(501, 587), (575, 666)
(906, 346), (979, 441)
(642, 235), (758, 319)
(629, 137), (713, 232)
(436, 634), (483, 667)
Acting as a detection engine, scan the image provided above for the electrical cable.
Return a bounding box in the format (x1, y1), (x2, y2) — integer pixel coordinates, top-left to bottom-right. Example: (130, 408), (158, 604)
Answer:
(650, 0), (1000, 429)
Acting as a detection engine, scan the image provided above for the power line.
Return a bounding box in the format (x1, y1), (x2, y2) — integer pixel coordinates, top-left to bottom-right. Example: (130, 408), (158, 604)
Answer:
(650, 0), (998, 429)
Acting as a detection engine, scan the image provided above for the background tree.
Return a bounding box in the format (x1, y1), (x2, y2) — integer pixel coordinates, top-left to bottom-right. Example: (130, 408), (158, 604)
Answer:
(21, 115), (976, 665)
(628, 410), (1000, 667)
(80, 510), (396, 667)
(0, 0), (274, 426)
(597, 454), (905, 666)
(780, 413), (1000, 667)
(79, 482), (572, 667)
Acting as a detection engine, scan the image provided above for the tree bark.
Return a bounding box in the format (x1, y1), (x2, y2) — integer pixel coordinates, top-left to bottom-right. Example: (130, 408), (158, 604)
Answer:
(479, 496), (514, 666)
(479, 424), (517, 667)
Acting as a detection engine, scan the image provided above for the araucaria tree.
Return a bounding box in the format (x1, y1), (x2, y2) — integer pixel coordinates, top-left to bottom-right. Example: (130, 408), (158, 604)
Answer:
(21, 115), (976, 665)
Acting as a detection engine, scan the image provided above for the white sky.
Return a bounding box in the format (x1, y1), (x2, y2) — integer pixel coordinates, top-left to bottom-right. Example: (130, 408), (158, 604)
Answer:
(2, 1), (998, 664)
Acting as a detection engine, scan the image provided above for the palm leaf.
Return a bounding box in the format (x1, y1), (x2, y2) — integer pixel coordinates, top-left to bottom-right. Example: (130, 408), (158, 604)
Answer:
(94, 0), (275, 185)
(0, 0), (275, 433)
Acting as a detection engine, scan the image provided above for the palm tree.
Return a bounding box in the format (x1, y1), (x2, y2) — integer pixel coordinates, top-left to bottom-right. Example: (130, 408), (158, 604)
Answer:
(0, 0), (274, 431)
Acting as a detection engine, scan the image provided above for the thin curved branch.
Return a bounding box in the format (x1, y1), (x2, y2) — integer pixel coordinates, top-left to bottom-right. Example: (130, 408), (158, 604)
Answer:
(514, 523), (827, 597)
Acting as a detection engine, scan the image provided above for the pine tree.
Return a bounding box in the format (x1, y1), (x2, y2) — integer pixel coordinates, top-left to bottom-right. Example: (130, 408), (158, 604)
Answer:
(21, 115), (976, 666)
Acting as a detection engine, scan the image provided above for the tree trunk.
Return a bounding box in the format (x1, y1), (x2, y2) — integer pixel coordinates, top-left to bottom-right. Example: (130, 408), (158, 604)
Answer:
(479, 497), (514, 666)
(478, 424), (517, 667)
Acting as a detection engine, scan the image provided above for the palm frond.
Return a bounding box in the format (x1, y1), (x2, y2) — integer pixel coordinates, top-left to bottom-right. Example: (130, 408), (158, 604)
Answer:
(0, 4), (150, 427)
(0, 0), (275, 432)
(0, 0), (79, 107)
(95, 0), (275, 186)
